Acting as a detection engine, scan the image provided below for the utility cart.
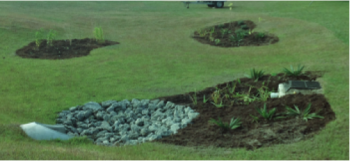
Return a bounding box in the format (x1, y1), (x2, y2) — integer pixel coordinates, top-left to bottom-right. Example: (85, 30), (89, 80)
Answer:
(182, 1), (226, 8)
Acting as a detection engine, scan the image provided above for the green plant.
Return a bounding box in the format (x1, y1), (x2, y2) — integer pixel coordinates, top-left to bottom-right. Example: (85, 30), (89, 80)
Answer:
(218, 24), (224, 28)
(256, 86), (270, 102)
(214, 39), (220, 45)
(220, 28), (228, 38)
(285, 105), (301, 116)
(237, 20), (245, 25)
(237, 78), (241, 84)
(93, 26), (105, 43)
(255, 32), (265, 40)
(210, 27), (215, 34)
(199, 30), (209, 37)
(248, 29), (255, 35)
(240, 24), (249, 30)
(35, 28), (44, 49)
(254, 103), (277, 121)
(229, 30), (247, 46)
(271, 73), (277, 76)
(229, 35), (238, 46)
(209, 117), (242, 130)
(209, 35), (215, 42)
(231, 90), (257, 105)
(283, 64), (305, 77)
(250, 114), (259, 123)
(211, 89), (221, 104)
(46, 29), (57, 46)
(228, 82), (237, 94)
(282, 103), (324, 121)
(189, 89), (197, 105)
(248, 68), (265, 81)
(203, 95), (209, 103)
(228, 3), (233, 10)
(211, 101), (224, 108)
(302, 103), (324, 121)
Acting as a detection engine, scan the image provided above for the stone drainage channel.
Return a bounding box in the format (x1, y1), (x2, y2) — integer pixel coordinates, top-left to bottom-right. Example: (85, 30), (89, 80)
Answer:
(56, 99), (199, 146)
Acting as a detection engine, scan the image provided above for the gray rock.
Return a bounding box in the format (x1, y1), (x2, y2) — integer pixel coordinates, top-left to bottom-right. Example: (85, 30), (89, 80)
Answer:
(57, 99), (200, 147)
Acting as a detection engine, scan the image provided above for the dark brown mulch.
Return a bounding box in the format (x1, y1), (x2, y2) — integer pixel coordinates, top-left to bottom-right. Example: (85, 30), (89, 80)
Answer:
(15, 38), (119, 60)
(192, 20), (279, 47)
(151, 71), (335, 150)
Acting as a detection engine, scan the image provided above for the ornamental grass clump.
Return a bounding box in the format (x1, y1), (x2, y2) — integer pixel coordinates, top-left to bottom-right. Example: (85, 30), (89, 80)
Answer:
(253, 103), (277, 121)
(283, 64), (305, 77)
(94, 27), (105, 43)
(189, 89), (198, 105)
(209, 117), (242, 130)
(282, 103), (324, 121)
(248, 68), (265, 81)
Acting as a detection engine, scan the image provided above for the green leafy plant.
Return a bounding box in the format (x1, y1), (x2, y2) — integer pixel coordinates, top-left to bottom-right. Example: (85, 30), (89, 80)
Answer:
(211, 101), (224, 108)
(203, 95), (209, 103)
(248, 68), (265, 81)
(46, 29), (57, 46)
(229, 30), (247, 46)
(209, 117), (242, 130)
(220, 28), (228, 38)
(209, 35), (215, 42)
(228, 82), (237, 94)
(35, 28), (44, 49)
(210, 27), (215, 34)
(283, 64), (305, 77)
(271, 73), (277, 76)
(214, 39), (221, 45)
(254, 103), (277, 121)
(199, 30), (209, 37)
(256, 86), (270, 102)
(250, 114), (259, 123)
(229, 35), (237, 46)
(248, 29), (255, 35)
(231, 88), (257, 105)
(255, 32), (265, 40)
(211, 89), (221, 104)
(237, 20), (245, 25)
(93, 27), (105, 43)
(237, 78), (241, 84)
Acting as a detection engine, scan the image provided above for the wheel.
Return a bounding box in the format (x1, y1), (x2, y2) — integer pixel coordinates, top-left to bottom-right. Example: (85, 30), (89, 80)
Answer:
(215, 1), (224, 8)
(207, 4), (215, 7)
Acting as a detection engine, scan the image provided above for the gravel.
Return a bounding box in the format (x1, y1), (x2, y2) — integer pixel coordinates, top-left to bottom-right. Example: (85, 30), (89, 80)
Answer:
(56, 98), (199, 146)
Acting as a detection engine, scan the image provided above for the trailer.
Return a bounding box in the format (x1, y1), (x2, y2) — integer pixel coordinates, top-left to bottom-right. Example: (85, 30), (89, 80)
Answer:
(182, 1), (226, 9)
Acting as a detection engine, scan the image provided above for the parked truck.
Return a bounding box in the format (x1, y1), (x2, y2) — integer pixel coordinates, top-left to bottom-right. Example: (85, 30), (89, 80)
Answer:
(182, 1), (226, 8)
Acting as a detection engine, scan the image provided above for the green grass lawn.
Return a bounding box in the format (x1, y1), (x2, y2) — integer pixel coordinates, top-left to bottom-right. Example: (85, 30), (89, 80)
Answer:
(0, 1), (348, 159)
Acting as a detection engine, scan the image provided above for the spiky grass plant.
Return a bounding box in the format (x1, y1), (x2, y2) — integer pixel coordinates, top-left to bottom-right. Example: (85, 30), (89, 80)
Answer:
(253, 103), (277, 121)
(302, 103), (324, 121)
(209, 117), (242, 130)
(283, 64), (305, 77)
(189, 90), (197, 105)
(203, 95), (209, 103)
(211, 101), (224, 108)
(35, 28), (44, 49)
(248, 68), (265, 81)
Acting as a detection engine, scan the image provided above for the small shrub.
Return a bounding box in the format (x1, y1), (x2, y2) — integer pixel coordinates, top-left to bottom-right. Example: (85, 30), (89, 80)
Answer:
(93, 27), (105, 43)
(214, 39), (221, 45)
(47, 29), (57, 46)
(255, 32), (265, 40)
(254, 103), (277, 121)
(302, 103), (324, 121)
(248, 68), (265, 81)
(209, 117), (242, 130)
(283, 65), (305, 77)
(35, 28), (44, 49)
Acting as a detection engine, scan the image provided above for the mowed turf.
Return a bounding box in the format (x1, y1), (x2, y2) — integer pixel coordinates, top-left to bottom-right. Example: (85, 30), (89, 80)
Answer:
(0, 1), (348, 159)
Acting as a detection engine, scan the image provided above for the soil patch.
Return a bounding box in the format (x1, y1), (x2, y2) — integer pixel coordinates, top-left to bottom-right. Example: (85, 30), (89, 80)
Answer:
(192, 20), (279, 47)
(15, 38), (120, 60)
(152, 71), (335, 150)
